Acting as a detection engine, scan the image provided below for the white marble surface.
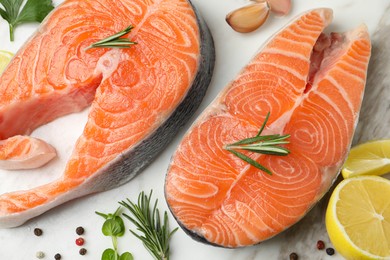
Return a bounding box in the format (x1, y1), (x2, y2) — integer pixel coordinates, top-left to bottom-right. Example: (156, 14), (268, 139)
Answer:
(0, 0), (388, 259)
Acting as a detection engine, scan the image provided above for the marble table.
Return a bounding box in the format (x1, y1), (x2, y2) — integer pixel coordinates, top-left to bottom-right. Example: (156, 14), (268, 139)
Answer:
(0, 0), (389, 259)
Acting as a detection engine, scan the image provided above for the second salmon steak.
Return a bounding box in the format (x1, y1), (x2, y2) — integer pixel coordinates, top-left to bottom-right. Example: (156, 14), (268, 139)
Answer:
(165, 8), (371, 247)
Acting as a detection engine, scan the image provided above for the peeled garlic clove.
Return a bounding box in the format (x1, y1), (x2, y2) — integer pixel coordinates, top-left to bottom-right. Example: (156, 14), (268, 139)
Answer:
(267, 0), (291, 16)
(226, 2), (270, 33)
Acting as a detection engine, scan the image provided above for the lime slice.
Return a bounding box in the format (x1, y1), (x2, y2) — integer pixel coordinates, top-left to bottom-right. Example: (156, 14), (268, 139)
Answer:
(0, 50), (14, 74)
(342, 139), (390, 179)
(326, 176), (390, 259)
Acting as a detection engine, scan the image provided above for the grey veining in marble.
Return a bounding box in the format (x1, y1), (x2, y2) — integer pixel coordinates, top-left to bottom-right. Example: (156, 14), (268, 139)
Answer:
(277, 4), (390, 260)
(354, 3), (390, 143)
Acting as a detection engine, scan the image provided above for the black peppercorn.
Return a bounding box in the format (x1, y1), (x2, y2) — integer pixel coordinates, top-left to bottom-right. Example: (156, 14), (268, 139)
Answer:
(289, 252), (298, 260)
(54, 253), (62, 259)
(76, 226), (85, 235)
(326, 247), (335, 256)
(34, 228), (43, 236)
(79, 248), (87, 255)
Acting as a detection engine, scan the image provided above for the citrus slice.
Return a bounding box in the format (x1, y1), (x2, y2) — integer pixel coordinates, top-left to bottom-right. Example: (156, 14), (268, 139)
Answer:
(0, 50), (14, 74)
(342, 139), (390, 179)
(326, 176), (390, 259)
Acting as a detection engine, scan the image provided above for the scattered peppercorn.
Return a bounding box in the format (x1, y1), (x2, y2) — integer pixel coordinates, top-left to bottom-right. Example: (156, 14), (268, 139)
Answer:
(316, 240), (325, 250)
(79, 248), (87, 255)
(76, 237), (85, 246)
(34, 228), (43, 236)
(54, 253), (61, 259)
(289, 252), (298, 260)
(76, 226), (85, 235)
(326, 247), (335, 256)
(36, 251), (45, 259)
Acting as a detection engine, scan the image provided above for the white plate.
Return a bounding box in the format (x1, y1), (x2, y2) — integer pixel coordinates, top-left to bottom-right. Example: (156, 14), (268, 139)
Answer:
(0, 0), (387, 259)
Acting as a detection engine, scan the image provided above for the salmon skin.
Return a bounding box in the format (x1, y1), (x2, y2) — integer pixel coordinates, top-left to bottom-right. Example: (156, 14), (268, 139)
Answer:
(0, 0), (215, 228)
(165, 8), (371, 248)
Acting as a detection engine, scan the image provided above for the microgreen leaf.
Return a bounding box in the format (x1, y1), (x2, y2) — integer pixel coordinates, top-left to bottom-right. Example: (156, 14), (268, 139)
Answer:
(120, 252), (134, 260)
(97, 207), (131, 260)
(0, 0), (54, 41)
(224, 112), (290, 174)
(102, 248), (119, 260)
(113, 207), (122, 217)
(96, 211), (109, 219)
(102, 217), (124, 237)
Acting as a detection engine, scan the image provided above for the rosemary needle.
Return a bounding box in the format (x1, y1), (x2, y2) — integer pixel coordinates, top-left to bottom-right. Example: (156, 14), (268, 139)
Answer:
(86, 25), (137, 50)
(225, 112), (290, 175)
(119, 190), (178, 260)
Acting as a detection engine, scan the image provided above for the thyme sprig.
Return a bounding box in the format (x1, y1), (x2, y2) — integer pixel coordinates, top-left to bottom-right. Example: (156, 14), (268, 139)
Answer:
(119, 190), (178, 260)
(225, 112), (290, 175)
(86, 25), (137, 50)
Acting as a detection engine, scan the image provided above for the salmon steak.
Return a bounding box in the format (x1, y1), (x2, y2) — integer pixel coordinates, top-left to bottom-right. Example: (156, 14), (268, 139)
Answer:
(0, 0), (214, 228)
(165, 8), (371, 247)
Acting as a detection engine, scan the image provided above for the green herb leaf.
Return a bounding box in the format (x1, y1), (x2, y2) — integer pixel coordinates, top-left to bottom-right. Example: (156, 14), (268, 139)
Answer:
(115, 216), (125, 237)
(0, 0), (54, 41)
(227, 149), (272, 175)
(102, 248), (119, 260)
(256, 110), (270, 136)
(96, 211), (109, 219)
(113, 207), (122, 217)
(224, 112), (290, 174)
(120, 190), (178, 260)
(17, 0), (54, 23)
(119, 252), (134, 260)
(102, 218), (124, 237)
(97, 207), (131, 259)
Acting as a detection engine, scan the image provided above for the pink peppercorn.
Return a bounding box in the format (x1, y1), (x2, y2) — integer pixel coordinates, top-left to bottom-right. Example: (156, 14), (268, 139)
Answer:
(76, 237), (85, 246)
(317, 240), (325, 250)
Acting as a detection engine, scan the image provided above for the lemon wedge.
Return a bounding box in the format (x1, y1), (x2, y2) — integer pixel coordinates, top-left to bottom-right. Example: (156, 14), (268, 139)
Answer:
(326, 176), (390, 259)
(342, 139), (390, 179)
(0, 50), (13, 74)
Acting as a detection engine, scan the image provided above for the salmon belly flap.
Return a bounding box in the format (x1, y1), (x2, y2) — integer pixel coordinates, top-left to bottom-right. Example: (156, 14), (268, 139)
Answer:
(0, 0), (215, 228)
(165, 8), (371, 247)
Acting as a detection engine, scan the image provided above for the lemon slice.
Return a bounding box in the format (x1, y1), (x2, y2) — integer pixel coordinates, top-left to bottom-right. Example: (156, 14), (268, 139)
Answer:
(342, 139), (390, 179)
(0, 50), (14, 74)
(326, 176), (390, 259)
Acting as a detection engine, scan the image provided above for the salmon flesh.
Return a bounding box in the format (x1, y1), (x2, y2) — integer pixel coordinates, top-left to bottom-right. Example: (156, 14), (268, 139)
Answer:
(0, 0), (215, 228)
(165, 8), (371, 247)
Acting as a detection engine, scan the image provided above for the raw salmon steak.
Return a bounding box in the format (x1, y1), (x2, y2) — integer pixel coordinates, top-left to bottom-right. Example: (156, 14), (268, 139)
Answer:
(0, 0), (214, 227)
(165, 8), (371, 247)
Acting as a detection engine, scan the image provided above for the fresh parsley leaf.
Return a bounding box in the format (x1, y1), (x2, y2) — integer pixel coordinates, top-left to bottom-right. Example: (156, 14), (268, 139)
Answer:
(0, 0), (54, 41)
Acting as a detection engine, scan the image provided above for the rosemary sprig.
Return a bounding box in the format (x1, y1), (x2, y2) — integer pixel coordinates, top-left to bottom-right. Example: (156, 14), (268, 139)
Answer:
(86, 25), (137, 50)
(225, 112), (290, 175)
(119, 190), (178, 260)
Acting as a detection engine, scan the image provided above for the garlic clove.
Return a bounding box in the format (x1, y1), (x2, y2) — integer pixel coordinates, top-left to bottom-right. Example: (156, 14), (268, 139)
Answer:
(267, 0), (291, 16)
(226, 2), (270, 33)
